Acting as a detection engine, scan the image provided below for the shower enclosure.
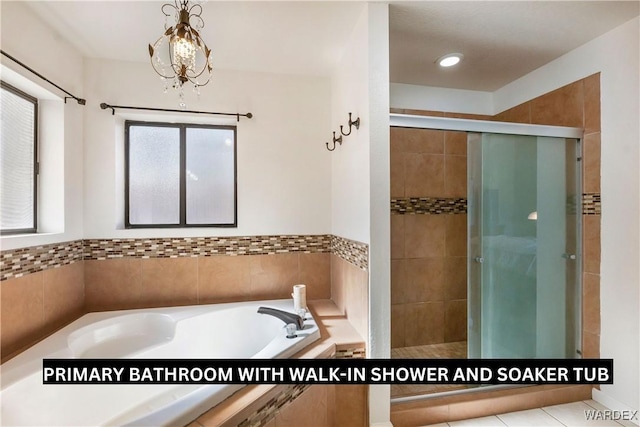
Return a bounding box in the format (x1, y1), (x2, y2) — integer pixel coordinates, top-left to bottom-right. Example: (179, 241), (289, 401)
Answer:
(390, 114), (583, 399)
(467, 132), (581, 359)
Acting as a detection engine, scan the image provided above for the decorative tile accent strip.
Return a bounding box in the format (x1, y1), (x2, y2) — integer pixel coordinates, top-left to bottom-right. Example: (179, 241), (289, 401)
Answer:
(83, 235), (332, 260)
(2, 234), (371, 279)
(237, 383), (309, 427)
(330, 235), (369, 271)
(1, 240), (83, 281)
(391, 197), (467, 215)
(235, 346), (365, 427)
(335, 347), (366, 359)
(583, 193), (601, 215)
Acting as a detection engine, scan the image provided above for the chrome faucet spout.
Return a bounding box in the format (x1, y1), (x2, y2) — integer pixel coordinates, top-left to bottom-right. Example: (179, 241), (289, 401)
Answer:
(257, 307), (304, 330)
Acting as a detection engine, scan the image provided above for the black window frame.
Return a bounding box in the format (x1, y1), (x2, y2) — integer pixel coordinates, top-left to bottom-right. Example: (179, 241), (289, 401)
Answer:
(0, 81), (38, 235)
(124, 120), (238, 228)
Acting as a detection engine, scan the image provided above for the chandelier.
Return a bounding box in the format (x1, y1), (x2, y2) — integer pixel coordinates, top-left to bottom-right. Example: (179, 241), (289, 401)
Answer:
(148, 0), (213, 106)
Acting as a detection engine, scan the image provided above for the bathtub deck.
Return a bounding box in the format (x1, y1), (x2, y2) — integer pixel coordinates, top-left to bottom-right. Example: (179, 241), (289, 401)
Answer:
(192, 299), (366, 426)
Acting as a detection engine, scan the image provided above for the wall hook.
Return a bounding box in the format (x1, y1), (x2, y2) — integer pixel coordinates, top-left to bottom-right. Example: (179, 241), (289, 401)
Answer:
(340, 112), (361, 136)
(326, 131), (343, 151)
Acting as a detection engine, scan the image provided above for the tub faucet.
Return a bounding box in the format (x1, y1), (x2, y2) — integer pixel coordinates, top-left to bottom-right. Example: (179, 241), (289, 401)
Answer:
(257, 307), (304, 330)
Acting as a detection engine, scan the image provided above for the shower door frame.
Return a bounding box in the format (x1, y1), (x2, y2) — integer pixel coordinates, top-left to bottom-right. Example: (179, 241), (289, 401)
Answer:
(389, 113), (583, 402)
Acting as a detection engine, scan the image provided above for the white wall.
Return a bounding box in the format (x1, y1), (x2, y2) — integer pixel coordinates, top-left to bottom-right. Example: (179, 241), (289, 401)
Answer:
(390, 83), (493, 116)
(494, 17), (640, 412)
(0, 1), (84, 250)
(83, 59), (331, 238)
(367, 4), (391, 426)
(330, 5), (370, 245)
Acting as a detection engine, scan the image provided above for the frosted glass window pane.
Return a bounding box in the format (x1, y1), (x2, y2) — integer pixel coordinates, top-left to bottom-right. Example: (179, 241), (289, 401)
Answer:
(186, 128), (235, 224)
(128, 126), (180, 224)
(1, 85), (36, 231)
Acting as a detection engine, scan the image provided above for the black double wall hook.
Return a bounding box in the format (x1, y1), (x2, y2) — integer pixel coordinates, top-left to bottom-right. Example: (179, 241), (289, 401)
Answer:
(340, 112), (361, 136)
(326, 132), (343, 152)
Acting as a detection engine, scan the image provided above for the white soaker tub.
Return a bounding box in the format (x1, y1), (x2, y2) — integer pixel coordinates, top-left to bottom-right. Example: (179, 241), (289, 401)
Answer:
(0, 299), (320, 426)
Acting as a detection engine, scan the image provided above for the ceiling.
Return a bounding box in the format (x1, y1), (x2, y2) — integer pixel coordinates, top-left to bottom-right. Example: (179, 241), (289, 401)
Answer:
(25, 1), (640, 92)
(390, 1), (640, 91)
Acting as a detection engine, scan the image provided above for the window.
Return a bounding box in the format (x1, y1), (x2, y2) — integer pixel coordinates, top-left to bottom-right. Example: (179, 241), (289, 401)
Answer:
(1, 81), (38, 234)
(125, 121), (237, 228)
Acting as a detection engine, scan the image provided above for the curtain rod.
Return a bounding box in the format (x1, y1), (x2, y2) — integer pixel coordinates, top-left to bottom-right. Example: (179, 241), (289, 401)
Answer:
(1, 50), (86, 105)
(100, 103), (253, 122)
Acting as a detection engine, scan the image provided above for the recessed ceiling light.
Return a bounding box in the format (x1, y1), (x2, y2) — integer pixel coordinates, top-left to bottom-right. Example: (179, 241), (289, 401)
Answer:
(437, 53), (464, 67)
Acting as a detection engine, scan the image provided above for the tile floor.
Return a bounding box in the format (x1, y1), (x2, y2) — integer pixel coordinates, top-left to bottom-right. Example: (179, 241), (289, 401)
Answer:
(426, 400), (638, 427)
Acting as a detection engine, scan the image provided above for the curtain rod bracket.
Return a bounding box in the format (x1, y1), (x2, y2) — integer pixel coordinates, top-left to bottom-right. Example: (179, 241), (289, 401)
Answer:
(65, 97), (86, 105)
(100, 103), (115, 115)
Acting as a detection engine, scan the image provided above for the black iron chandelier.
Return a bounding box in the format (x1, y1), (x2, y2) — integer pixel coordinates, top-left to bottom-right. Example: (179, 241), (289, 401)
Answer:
(148, 0), (213, 106)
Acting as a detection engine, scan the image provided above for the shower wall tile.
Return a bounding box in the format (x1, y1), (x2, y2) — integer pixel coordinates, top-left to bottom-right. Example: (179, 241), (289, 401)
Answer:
(582, 331), (600, 359)
(583, 132), (601, 193)
(444, 299), (467, 342)
(444, 156), (467, 198)
(583, 215), (601, 275)
(443, 112), (492, 121)
(391, 127), (444, 154)
(391, 304), (406, 348)
(390, 150), (405, 197)
(390, 107), (445, 117)
(445, 214), (468, 257)
(492, 102), (531, 123)
(405, 258), (445, 303)
(583, 273), (600, 335)
(445, 131), (467, 155)
(405, 302), (445, 346)
(404, 215), (446, 258)
(405, 154), (445, 197)
(391, 259), (408, 305)
(583, 73), (601, 134)
(530, 80), (584, 128)
(445, 257), (467, 301)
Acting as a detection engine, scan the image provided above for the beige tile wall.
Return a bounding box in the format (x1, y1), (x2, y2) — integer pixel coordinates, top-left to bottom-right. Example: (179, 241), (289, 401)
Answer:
(390, 125), (473, 348)
(84, 253), (332, 312)
(331, 255), (369, 341)
(2, 237), (367, 361)
(1, 262), (84, 361)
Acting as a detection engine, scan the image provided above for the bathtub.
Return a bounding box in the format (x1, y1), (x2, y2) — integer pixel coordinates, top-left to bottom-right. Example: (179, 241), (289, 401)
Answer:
(0, 299), (320, 426)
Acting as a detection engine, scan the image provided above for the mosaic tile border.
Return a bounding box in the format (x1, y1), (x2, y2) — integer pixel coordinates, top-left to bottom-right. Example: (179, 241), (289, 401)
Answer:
(1, 234), (370, 280)
(391, 197), (467, 215)
(237, 383), (309, 427)
(583, 193), (601, 215)
(236, 347), (365, 427)
(335, 347), (366, 359)
(391, 194), (601, 216)
(83, 235), (332, 260)
(330, 235), (369, 271)
(1, 240), (83, 281)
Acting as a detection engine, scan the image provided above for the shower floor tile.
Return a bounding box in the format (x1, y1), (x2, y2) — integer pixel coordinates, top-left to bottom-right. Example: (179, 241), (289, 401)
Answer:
(391, 341), (470, 398)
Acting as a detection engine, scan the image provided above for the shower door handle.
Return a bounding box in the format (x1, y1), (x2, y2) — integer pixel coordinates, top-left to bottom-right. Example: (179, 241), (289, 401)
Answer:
(562, 253), (576, 260)
(474, 257), (484, 263)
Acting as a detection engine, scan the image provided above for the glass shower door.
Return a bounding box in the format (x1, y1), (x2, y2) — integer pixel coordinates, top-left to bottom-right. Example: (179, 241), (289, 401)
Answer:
(467, 132), (581, 359)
